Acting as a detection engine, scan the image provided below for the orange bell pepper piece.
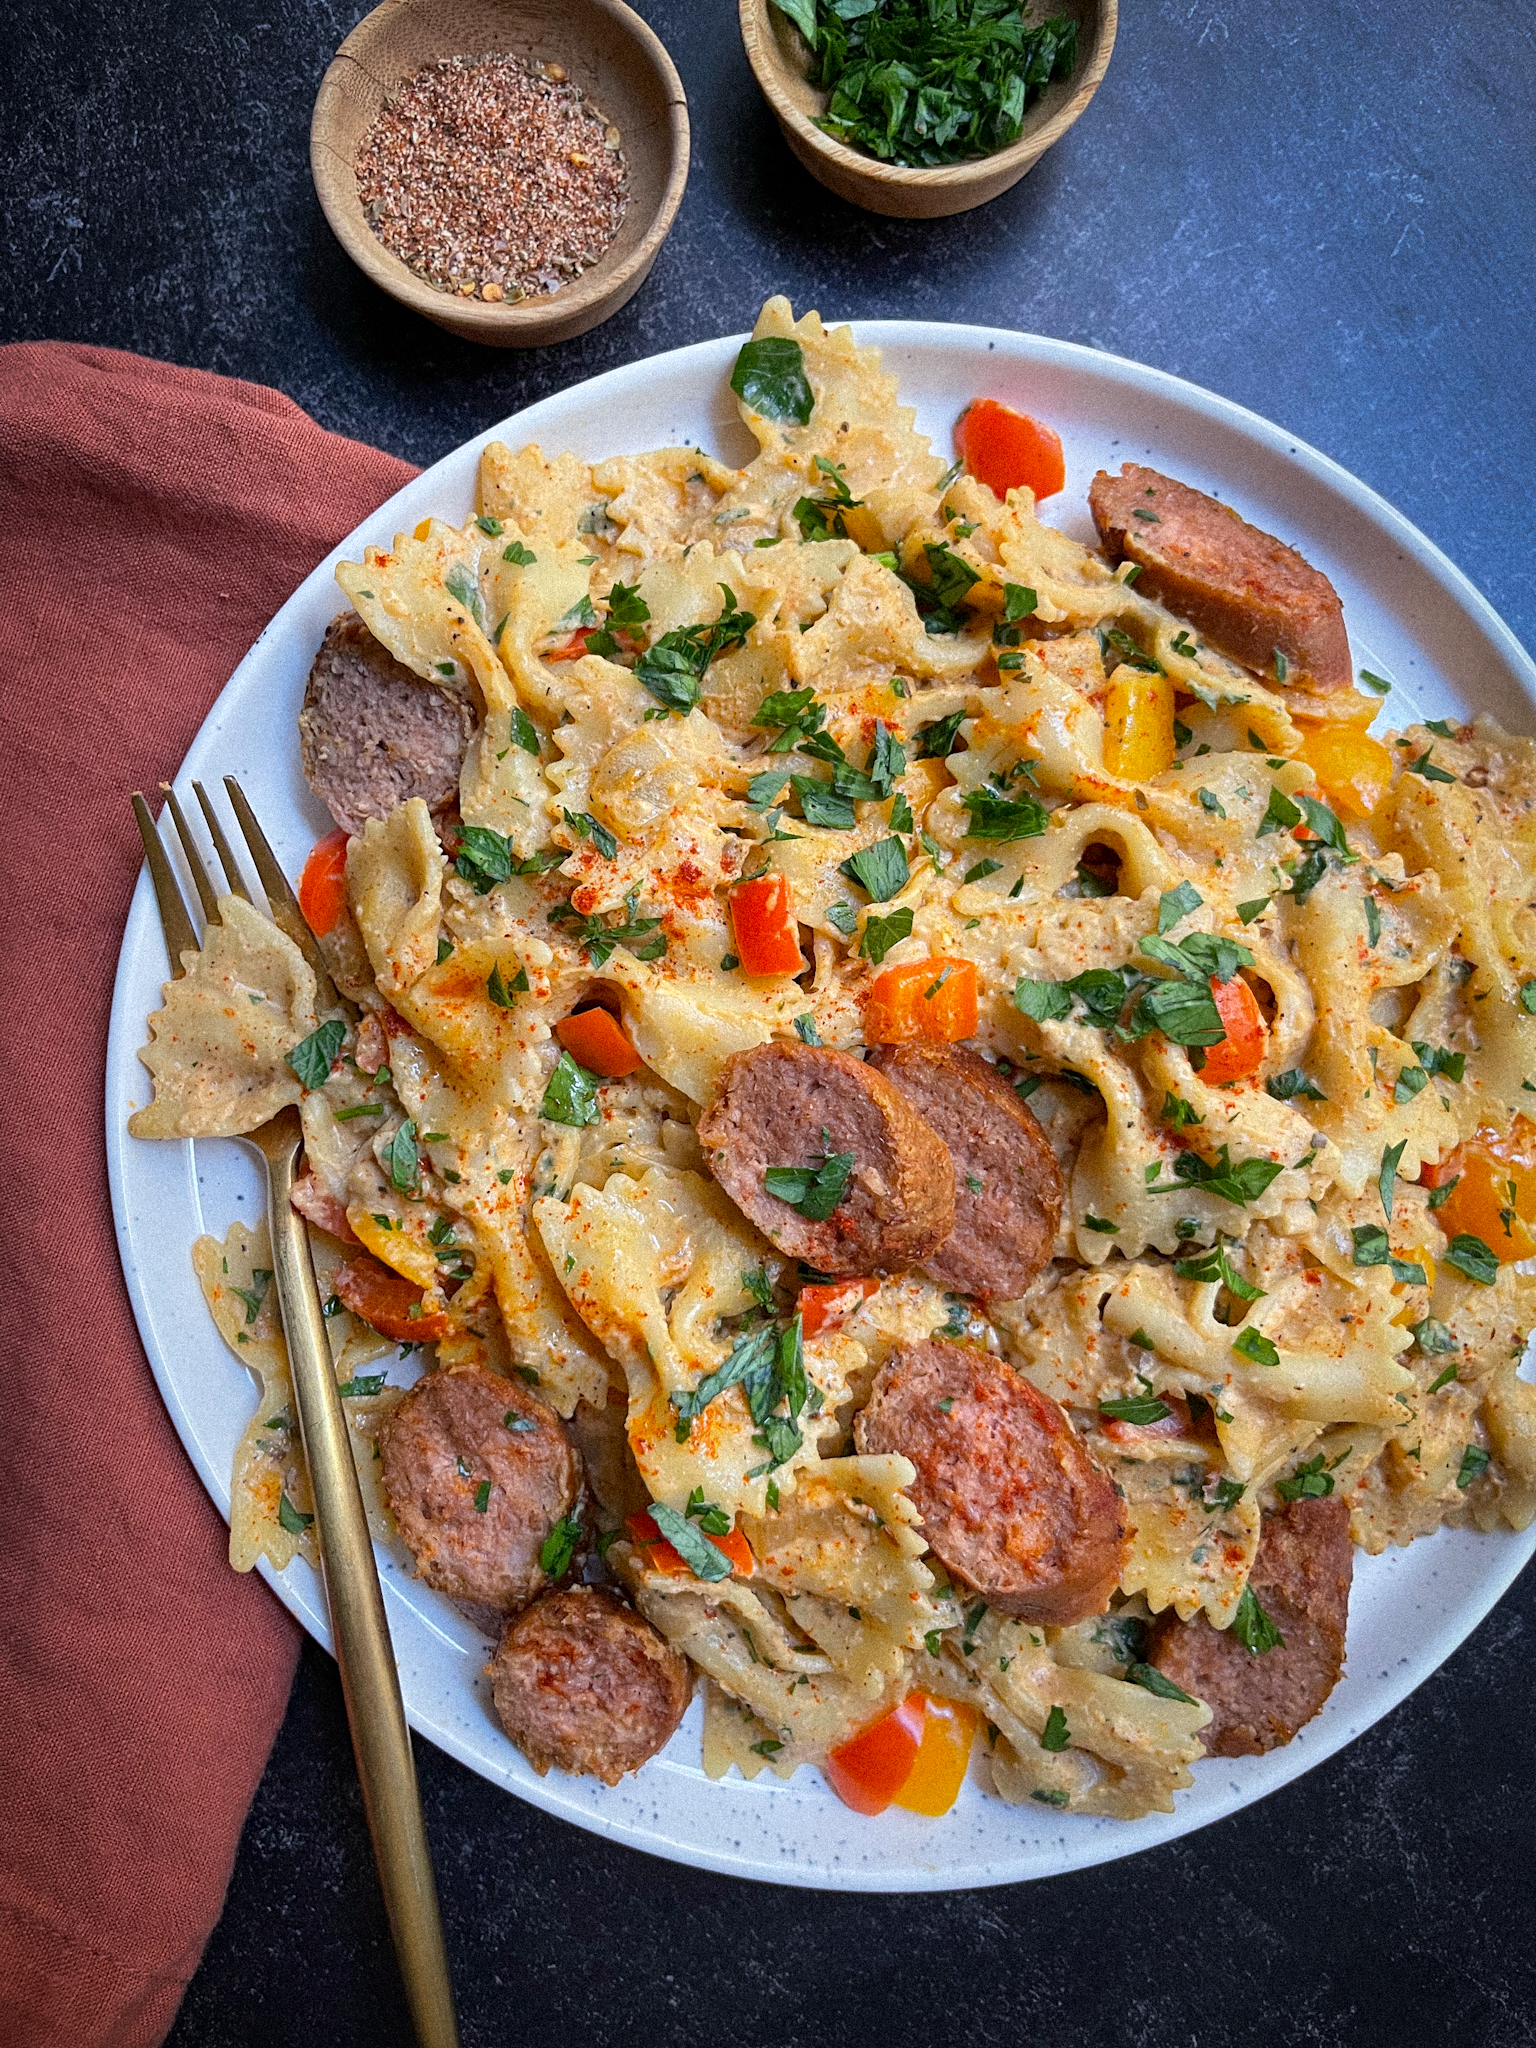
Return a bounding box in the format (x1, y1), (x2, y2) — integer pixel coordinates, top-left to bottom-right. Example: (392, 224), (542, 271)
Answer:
(892, 1696), (980, 1816)
(625, 1509), (754, 1578)
(864, 957), (978, 1044)
(826, 1694), (929, 1816)
(544, 626), (597, 663)
(955, 399), (1066, 502)
(730, 872), (803, 977)
(798, 1276), (879, 1337)
(297, 827), (350, 937)
(1423, 1119), (1536, 1262)
(555, 1005), (642, 1078)
(1200, 973), (1267, 1086)
(1298, 724), (1394, 821)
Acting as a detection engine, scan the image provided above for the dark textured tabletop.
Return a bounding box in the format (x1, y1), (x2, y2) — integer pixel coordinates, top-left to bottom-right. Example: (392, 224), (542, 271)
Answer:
(9, 1), (1536, 2042)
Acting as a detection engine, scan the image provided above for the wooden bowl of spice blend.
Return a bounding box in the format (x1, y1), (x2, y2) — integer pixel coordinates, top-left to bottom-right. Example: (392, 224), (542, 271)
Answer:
(311, 0), (688, 345)
(739, 0), (1115, 219)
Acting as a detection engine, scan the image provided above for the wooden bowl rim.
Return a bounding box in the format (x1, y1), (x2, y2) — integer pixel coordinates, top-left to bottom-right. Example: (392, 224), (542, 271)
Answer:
(738, 0), (1117, 195)
(310, 0), (690, 339)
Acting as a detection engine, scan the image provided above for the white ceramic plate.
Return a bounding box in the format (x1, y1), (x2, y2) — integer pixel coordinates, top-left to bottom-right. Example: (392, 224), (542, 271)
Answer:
(106, 321), (1536, 1891)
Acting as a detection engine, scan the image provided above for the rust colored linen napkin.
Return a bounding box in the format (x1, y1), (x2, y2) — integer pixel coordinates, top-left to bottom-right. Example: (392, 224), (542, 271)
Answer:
(0, 342), (417, 2048)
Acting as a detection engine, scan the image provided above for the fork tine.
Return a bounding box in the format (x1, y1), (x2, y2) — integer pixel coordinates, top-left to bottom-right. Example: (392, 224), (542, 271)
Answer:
(131, 793), (200, 976)
(223, 776), (349, 1016)
(192, 781), (251, 903)
(159, 783), (221, 925)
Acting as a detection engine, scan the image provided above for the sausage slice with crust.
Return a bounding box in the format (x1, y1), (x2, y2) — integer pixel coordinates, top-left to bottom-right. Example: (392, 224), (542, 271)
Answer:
(489, 1585), (692, 1784)
(379, 1364), (582, 1613)
(299, 613), (476, 834)
(867, 1042), (1062, 1301)
(698, 1041), (955, 1275)
(1148, 1495), (1353, 1756)
(855, 1339), (1126, 1624)
(1089, 464), (1352, 704)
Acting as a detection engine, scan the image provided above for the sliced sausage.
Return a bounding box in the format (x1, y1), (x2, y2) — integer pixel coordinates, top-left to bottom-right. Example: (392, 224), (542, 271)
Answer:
(379, 1364), (582, 1612)
(1088, 464), (1352, 700)
(299, 613), (476, 834)
(854, 1339), (1126, 1625)
(698, 1041), (955, 1276)
(1148, 1494), (1353, 1756)
(867, 1043), (1062, 1302)
(489, 1584), (692, 1784)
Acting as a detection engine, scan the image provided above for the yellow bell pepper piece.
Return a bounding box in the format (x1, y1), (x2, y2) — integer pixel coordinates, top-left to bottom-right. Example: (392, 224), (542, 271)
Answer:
(1299, 724), (1394, 820)
(892, 1696), (979, 1816)
(1103, 664), (1175, 781)
(346, 1204), (438, 1289)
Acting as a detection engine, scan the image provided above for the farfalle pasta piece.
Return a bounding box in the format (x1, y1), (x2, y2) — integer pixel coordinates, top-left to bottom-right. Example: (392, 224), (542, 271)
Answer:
(130, 893), (319, 1138)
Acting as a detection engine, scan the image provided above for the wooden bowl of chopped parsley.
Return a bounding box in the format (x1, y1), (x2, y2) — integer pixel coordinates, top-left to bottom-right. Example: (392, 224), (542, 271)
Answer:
(740, 0), (1115, 218)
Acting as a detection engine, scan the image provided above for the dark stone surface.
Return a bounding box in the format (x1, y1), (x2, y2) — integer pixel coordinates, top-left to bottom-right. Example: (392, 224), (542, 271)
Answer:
(8, 0), (1535, 2041)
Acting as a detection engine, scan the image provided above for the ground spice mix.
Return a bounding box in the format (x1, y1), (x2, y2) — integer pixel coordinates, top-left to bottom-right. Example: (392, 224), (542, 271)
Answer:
(356, 54), (629, 304)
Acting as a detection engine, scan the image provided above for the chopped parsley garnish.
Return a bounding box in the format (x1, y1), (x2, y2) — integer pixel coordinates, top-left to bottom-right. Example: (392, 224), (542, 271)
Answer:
(1265, 1068), (1326, 1103)
(502, 538), (536, 565)
(793, 455), (864, 541)
(337, 1372), (387, 1398)
(1414, 1320), (1458, 1359)
(277, 1493), (314, 1535)
(765, 1150), (855, 1221)
(634, 584), (755, 711)
(1126, 1662), (1194, 1704)
(444, 562), (483, 625)
(1174, 1239), (1264, 1301)
(1099, 1393), (1171, 1425)
(672, 1315), (812, 1470)
(1236, 896), (1271, 924)
(730, 335), (814, 424)
(913, 708), (967, 759)
(1378, 1139), (1405, 1222)
(839, 836), (909, 901)
(562, 809), (618, 859)
(965, 858), (1002, 884)
(1232, 1327), (1279, 1367)
(793, 1013), (821, 1045)
(1157, 882), (1203, 932)
(1276, 1454), (1334, 1503)
(285, 1019), (345, 1091)
(960, 785), (1049, 840)
(1350, 1225), (1427, 1286)
(486, 960), (528, 1010)
(1443, 1233), (1499, 1286)
(1040, 1704), (1071, 1752)
(1196, 787), (1227, 819)
(540, 1050), (600, 1128)
(1083, 1214), (1119, 1233)
(1456, 1444), (1491, 1490)
(1145, 1145), (1283, 1207)
(473, 1480), (492, 1513)
(539, 1513), (583, 1578)
(547, 890), (666, 967)
(793, 774), (857, 830)
(1231, 1584), (1284, 1655)
(1161, 1092), (1202, 1131)
(1359, 669), (1392, 695)
(1098, 624), (1161, 675)
(1405, 747), (1456, 784)
(383, 1121), (420, 1198)
(780, 0), (1077, 168)
(861, 907), (914, 962)
(647, 1501), (736, 1581)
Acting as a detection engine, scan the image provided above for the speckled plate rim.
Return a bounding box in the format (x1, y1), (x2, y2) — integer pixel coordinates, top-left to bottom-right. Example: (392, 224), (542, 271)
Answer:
(107, 319), (1536, 1892)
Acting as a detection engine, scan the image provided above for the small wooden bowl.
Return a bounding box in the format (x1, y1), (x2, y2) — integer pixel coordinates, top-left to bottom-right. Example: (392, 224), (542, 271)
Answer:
(311, 0), (689, 347)
(739, 0), (1116, 220)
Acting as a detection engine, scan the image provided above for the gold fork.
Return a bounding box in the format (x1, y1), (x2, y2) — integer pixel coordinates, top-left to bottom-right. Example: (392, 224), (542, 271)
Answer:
(132, 778), (460, 2048)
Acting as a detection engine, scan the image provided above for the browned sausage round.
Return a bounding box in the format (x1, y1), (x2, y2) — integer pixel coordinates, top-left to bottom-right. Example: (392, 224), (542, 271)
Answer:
(379, 1364), (581, 1612)
(867, 1042), (1062, 1302)
(1088, 464), (1352, 702)
(854, 1339), (1126, 1624)
(697, 1041), (955, 1275)
(1148, 1495), (1353, 1756)
(489, 1585), (692, 1784)
(300, 613), (476, 834)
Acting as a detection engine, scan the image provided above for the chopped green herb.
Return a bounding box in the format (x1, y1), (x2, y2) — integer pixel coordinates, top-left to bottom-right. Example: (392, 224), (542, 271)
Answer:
(961, 786), (1049, 841)
(1231, 1584), (1284, 1654)
(1232, 1327), (1279, 1367)
(1359, 669), (1392, 695)
(793, 1013), (821, 1045)
(634, 585), (755, 711)
(1456, 1444), (1491, 1490)
(1145, 1144), (1283, 1207)
(1414, 1320), (1457, 1360)
(765, 1151), (855, 1221)
(1161, 1092), (1203, 1131)
(839, 837), (910, 901)
(1443, 1233), (1499, 1286)
(277, 1493), (313, 1535)
(1040, 1704), (1071, 1752)
(286, 1019), (346, 1091)
(1083, 1214), (1119, 1234)
(1127, 1662), (1194, 1703)
(1265, 1068), (1327, 1103)
(540, 1050), (600, 1127)
(861, 907), (914, 963)
(1405, 748), (1457, 784)
(1276, 1454), (1334, 1503)
(1174, 1239), (1264, 1301)
(1257, 786), (1303, 836)
(501, 538), (536, 565)
(562, 809), (618, 859)
(1099, 1393), (1171, 1425)
(486, 960), (529, 1010)
(1157, 882), (1203, 933)
(730, 336), (814, 424)
(539, 1513), (583, 1578)
(387, 1119), (420, 1196)
(1350, 1225), (1427, 1286)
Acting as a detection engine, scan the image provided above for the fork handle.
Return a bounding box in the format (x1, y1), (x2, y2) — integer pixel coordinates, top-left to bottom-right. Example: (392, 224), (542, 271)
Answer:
(263, 1121), (461, 2048)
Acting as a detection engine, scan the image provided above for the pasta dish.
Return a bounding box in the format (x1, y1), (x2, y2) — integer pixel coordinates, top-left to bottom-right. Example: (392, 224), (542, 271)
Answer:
(131, 297), (1536, 1823)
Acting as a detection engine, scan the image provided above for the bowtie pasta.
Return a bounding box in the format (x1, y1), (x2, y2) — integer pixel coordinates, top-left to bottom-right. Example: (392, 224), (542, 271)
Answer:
(134, 295), (1536, 1823)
